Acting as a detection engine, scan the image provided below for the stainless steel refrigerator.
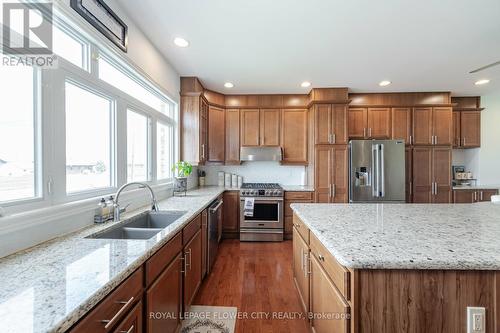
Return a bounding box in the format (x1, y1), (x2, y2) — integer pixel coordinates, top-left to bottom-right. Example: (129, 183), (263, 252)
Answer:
(349, 140), (405, 203)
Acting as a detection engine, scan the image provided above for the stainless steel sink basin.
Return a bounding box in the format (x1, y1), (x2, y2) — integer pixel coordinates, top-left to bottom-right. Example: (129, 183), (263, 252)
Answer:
(86, 210), (187, 240)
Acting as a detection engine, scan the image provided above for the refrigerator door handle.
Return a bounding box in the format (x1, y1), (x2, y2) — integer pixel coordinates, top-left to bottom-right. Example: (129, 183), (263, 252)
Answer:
(371, 144), (378, 197)
(379, 144), (385, 197)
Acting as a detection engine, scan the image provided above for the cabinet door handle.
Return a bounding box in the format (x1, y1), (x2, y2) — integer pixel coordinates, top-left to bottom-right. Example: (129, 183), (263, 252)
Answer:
(328, 133), (332, 144)
(119, 325), (135, 333)
(332, 133), (336, 144)
(328, 184), (332, 198)
(332, 184), (336, 198)
(434, 182), (438, 195)
(409, 135), (413, 145)
(187, 248), (192, 271)
(463, 137), (466, 146)
(369, 128), (372, 138)
(474, 191), (478, 202)
(480, 191), (484, 201)
(318, 254), (325, 262)
(300, 248), (305, 272)
(409, 181), (413, 196)
(303, 250), (308, 278)
(101, 297), (135, 329)
(435, 136), (438, 145)
(180, 255), (186, 274)
(363, 128), (367, 138)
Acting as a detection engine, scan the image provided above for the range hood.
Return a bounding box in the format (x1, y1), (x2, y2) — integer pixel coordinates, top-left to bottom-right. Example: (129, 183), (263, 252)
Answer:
(240, 147), (282, 162)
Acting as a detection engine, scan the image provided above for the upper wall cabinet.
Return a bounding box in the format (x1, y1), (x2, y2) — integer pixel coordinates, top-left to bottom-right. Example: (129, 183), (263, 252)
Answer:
(225, 109), (240, 164)
(412, 107), (452, 146)
(314, 104), (348, 145)
(207, 106), (225, 163)
(282, 109), (308, 165)
(452, 97), (482, 149)
(348, 107), (391, 140)
(240, 109), (281, 147)
(181, 95), (208, 165)
(391, 108), (412, 144)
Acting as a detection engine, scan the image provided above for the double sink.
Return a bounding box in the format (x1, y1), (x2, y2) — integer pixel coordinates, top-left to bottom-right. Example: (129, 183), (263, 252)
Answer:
(87, 210), (187, 240)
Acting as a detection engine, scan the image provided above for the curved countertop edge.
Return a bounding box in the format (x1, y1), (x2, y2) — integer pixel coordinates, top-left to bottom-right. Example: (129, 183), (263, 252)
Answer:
(0, 187), (226, 333)
(291, 203), (500, 271)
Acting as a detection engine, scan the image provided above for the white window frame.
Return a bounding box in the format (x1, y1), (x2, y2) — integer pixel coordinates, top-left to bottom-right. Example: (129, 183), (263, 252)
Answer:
(126, 107), (152, 183)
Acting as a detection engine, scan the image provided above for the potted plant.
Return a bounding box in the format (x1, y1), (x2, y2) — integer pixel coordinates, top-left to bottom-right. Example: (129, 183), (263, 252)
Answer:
(172, 161), (192, 194)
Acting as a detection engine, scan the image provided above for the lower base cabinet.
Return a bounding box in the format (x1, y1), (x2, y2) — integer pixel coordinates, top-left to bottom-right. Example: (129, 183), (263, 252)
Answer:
(183, 229), (203, 311)
(114, 301), (143, 333)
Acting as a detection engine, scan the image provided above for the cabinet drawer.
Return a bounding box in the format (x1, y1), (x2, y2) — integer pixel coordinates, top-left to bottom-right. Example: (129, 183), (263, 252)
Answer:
(69, 267), (143, 333)
(285, 200), (313, 217)
(310, 232), (350, 301)
(146, 232), (182, 286)
(293, 214), (309, 244)
(285, 191), (313, 201)
(112, 300), (143, 333)
(183, 214), (201, 244)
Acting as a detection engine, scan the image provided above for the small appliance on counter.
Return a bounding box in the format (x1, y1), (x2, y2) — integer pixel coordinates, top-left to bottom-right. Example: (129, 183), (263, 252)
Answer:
(452, 166), (477, 187)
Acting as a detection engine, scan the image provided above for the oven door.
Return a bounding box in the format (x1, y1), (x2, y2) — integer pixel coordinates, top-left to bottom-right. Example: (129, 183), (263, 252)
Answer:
(240, 197), (283, 229)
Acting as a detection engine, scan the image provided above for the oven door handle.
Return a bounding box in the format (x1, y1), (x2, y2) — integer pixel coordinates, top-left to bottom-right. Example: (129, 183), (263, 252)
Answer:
(240, 198), (284, 203)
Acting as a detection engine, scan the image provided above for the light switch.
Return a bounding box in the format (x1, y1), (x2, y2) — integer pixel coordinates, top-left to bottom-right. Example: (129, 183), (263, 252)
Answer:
(467, 307), (485, 333)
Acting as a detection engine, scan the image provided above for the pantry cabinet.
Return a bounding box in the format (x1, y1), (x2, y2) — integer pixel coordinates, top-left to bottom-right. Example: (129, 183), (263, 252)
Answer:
(412, 147), (452, 203)
(314, 145), (348, 203)
(282, 109), (308, 164)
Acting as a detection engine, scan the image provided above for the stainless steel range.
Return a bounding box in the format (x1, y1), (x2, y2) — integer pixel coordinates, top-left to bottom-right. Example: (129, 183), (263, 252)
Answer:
(240, 183), (284, 242)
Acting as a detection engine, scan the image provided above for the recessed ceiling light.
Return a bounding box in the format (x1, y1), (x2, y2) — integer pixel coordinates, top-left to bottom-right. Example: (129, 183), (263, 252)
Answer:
(475, 79), (490, 85)
(174, 37), (189, 47)
(224, 82), (234, 88)
(301, 81), (311, 88)
(379, 80), (391, 87)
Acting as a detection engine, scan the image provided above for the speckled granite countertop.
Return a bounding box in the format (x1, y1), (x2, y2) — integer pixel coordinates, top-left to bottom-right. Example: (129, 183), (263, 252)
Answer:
(282, 185), (314, 192)
(291, 203), (500, 270)
(0, 187), (225, 333)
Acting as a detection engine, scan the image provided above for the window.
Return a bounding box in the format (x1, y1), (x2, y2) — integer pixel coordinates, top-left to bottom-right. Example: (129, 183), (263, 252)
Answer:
(53, 25), (88, 69)
(127, 110), (149, 182)
(65, 82), (114, 193)
(98, 56), (172, 116)
(157, 122), (173, 180)
(0, 66), (38, 203)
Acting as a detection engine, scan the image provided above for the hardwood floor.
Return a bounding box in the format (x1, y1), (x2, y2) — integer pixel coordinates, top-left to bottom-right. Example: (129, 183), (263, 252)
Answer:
(194, 239), (310, 333)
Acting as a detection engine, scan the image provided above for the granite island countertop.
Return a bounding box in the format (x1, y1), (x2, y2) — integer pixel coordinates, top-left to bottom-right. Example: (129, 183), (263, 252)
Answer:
(0, 186), (226, 333)
(291, 203), (500, 270)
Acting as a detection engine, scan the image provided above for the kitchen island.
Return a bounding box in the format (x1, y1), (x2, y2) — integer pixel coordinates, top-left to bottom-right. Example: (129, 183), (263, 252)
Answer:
(291, 203), (500, 333)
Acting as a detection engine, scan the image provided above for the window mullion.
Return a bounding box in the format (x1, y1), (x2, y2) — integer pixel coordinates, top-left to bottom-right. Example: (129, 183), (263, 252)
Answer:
(116, 98), (128, 187)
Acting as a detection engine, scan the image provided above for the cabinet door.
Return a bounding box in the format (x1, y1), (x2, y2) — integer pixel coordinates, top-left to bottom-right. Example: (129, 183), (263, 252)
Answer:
(405, 147), (413, 203)
(332, 146), (348, 203)
(200, 99), (209, 164)
(348, 108), (368, 139)
(367, 107), (391, 139)
(201, 210), (208, 279)
(432, 107), (452, 145)
(460, 111), (481, 148)
(314, 146), (333, 203)
(146, 254), (182, 333)
(392, 108), (412, 144)
(332, 104), (348, 144)
(207, 106), (225, 162)
(293, 227), (310, 314)
(282, 109), (308, 164)
(453, 190), (475, 203)
(260, 109), (281, 146)
(310, 254), (350, 333)
(222, 191), (239, 235)
(225, 109), (240, 164)
(412, 147), (432, 203)
(314, 104), (332, 144)
(184, 230), (202, 311)
(240, 109), (260, 146)
(480, 189), (499, 202)
(113, 301), (143, 333)
(412, 107), (433, 145)
(432, 148), (452, 203)
(452, 112), (461, 148)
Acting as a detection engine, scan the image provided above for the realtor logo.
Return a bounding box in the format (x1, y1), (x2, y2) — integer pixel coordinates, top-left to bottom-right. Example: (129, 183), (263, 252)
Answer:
(2, 2), (53, 55)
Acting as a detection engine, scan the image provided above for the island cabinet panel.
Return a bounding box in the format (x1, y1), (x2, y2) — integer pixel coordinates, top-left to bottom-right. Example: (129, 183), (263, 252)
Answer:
(260, 108), (281, 146)
(207, 106), (225, 163)
(460, 111), (481, 148)
(392, 107), (412, 144)
(183, 229), (202, 311)
(146, 253), (182, 333)
(225, 109), (240, 164)
(222, 191), (239, 238)
(292, 226), (310, 315)
(310, 254), (350, 333)
(356, 270), (499, 333)
(240, 109), (260, 146)
(282, 109), (308, 165)
(367, 107), (391, 139)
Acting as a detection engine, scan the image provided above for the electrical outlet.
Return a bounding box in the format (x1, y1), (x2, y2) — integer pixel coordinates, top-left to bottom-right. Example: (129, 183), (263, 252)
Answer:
(467, 307), (485, 333)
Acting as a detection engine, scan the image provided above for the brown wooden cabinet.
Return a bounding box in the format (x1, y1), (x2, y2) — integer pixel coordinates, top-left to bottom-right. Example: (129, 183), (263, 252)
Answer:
(292, 225), (310, 314)
(201, 210), (208, 278)
(181, 96), (208, 165)
(284, 191), (313, 239)
(348, 107), (367, 139)
(413, 107), (452, 146)
(392, 107), (412, 144)
(113, 301), (143, 333)
(225, 109), (240, 164)
(349, 107), (391, 139)
(454, 189), (498, 203)
(314, 104), (348, 144)
(459, 111), (481, 148)
(183, 229), (202, 311)
(452, 111), (461, 148)
(207, 106), (225, 163)
(412, 107), (433, 145)
(314, 145), (348, 203)
(222, 191), (239, 238)
(282, 109), (308, 165)
(412, 147), (452, 203)
(260, 109), (281, 146)
(240, 109), (260, 146)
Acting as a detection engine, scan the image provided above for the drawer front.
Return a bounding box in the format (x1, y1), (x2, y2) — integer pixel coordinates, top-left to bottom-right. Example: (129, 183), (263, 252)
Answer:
(285, 200), (313, 217)
(69, 267), (143, 333)
(310, 232), (350, 301)
(146, 232), (182, 286)
(183, 213), (201, 244)
(285, 191), (313, 201)
(293, 214), (309, 244)
(112, 300), (143, 333)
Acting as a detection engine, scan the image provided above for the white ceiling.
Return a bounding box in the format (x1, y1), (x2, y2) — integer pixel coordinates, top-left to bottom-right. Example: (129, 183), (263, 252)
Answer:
(119, 0), (500, 96)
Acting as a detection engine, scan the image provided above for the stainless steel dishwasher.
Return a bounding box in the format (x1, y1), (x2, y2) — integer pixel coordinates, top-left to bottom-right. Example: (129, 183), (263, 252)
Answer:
(207, 198), (223, 273)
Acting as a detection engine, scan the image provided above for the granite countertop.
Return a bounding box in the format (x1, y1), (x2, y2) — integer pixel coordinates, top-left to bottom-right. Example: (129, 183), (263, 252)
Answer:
(291, 203), (500, 270)
(0, 187), (225, 333)
(282, 185), (315, 192)
(453, 185), (500, 191)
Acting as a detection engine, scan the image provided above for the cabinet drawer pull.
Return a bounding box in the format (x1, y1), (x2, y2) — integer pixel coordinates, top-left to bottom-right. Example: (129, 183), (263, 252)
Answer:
(318, 254), (325, 261)
(101, 297), (135, 329)
(480, 191), (484, 201)
(180, 255), (186, 274)
(119, 325), (135, 333)
(332, 133), (336, 144)
(294, 223), (300, 228)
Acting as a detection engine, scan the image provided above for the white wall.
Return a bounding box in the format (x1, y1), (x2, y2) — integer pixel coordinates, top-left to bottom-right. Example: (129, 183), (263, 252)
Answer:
(200, 162), (307, 186)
